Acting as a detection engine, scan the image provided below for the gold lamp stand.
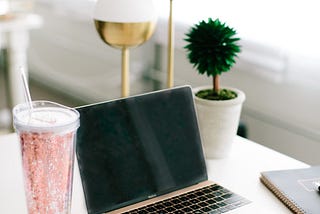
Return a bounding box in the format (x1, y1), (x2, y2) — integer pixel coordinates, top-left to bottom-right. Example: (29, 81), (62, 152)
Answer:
(167, 0), (174, 88)
(94, 21), (156, 97)
(93, 0), (157, 98)
(121, 47), (129, 97)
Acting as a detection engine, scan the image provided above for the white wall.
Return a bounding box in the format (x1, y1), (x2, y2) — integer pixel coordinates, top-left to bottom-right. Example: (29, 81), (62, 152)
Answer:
(28, 0), (320, 164)
(153, 44), (320, 165)
(28, 1), (157, 103)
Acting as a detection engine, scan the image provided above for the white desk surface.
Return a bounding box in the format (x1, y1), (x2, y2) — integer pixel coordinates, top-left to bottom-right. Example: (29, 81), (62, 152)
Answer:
(0, 133), (309, 213)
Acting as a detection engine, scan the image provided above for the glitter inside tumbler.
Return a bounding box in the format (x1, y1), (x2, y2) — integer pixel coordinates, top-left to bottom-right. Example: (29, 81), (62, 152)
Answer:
(13, 101), (80, 214)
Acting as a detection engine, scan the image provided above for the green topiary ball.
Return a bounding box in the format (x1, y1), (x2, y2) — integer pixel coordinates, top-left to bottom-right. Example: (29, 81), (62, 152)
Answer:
(185, 18), (241, 77)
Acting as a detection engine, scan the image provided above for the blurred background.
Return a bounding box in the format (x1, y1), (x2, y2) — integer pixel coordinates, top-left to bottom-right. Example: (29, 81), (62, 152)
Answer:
(1, 0), (320, 164)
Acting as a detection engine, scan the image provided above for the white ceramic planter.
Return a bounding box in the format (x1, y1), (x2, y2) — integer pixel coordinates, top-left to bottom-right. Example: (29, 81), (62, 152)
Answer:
(193, 86), (245, 159)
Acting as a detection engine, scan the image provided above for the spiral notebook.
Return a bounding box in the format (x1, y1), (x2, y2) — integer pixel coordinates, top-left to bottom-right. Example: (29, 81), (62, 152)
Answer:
(260, 166), (320, 214)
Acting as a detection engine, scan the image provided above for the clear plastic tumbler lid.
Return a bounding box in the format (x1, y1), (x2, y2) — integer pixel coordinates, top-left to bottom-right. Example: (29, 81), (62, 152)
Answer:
(13, 101), (80, 133)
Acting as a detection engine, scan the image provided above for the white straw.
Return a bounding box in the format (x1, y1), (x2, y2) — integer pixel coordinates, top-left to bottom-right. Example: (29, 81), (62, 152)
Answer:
(20, 67), (33, 110)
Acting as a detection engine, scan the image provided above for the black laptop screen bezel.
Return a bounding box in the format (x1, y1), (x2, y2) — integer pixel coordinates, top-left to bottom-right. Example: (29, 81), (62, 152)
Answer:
(76, 86), (208, 214)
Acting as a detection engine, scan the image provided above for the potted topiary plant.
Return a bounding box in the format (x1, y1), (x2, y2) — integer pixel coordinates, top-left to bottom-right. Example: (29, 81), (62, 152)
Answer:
(184, 18), (245, 158)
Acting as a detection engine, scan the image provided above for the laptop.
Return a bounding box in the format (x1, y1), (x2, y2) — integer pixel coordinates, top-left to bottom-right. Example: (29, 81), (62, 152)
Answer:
(76, 85), (252, 214)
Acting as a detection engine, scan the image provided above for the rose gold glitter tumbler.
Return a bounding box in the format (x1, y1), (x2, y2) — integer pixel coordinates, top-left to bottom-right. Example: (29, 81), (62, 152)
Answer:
(13, 101), (80, 214)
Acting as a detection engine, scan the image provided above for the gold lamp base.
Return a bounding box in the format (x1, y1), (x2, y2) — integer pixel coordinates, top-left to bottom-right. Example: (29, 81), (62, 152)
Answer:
(94, 20), (156, 97)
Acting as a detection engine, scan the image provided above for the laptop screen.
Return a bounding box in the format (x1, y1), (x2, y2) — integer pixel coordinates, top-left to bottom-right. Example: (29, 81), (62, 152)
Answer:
(76, 86), (207, 214)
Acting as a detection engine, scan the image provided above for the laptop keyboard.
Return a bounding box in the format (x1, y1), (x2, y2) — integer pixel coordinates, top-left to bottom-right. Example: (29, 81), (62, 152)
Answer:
(122, 184), (250, 214)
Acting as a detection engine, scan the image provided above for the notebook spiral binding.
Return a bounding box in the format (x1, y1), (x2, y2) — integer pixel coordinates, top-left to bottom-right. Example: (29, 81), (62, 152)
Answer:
(260, 176), (306, 214)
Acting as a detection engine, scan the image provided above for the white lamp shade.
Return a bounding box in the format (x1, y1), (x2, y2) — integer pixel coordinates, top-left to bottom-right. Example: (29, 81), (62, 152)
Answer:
(93, 0), (157, 23)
